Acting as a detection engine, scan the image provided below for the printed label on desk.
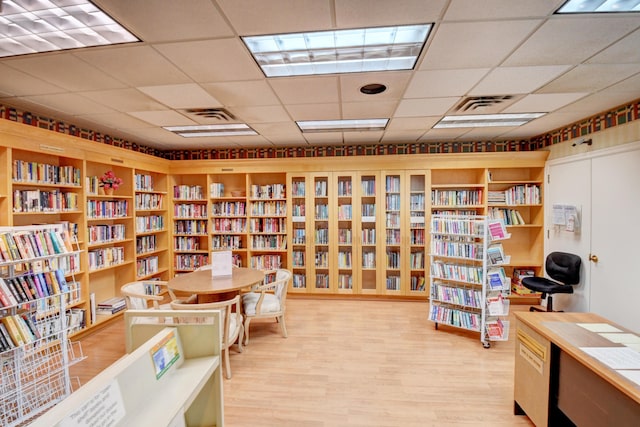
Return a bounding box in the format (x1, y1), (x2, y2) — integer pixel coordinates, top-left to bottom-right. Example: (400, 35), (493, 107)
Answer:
(60, 380), (126, 427)
(519, 343), (544, 374)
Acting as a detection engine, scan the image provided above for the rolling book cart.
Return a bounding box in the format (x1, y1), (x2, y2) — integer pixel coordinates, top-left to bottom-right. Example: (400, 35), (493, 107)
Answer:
(428, 214), (511, 348)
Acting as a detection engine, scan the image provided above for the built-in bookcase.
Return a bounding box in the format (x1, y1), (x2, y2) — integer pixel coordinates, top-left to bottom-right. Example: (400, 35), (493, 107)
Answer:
(334, 172), (356, 294)
(171, 175), (209, 275)
(134, 170), (169, 281)
(209, 173), (248, 268)
(287, 173), (310, 293)
(85, 161), (135, 327)
(358, 172), (380, 294)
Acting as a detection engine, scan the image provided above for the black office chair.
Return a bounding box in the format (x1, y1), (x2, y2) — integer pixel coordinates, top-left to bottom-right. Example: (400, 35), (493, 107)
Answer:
(522, 251), (581, 312)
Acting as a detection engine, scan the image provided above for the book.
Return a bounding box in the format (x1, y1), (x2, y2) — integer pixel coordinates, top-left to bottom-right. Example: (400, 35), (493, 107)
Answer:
(1, 232), (21, 260)
(487, 267), (507, 290)
(16, 276), (35, 300)
(487, 244), (505, 265)
(488, 220), (508, 240)
(486, 318), (504, 339)
(0, 234), (10, 261)
(0, 278), (19, 307)
(6, 278), (27, 303)
(0, 322), (16, 350)
(55, 269), (69, 293)
(1, 316), (25, 346)
(25, 274), (43, 299)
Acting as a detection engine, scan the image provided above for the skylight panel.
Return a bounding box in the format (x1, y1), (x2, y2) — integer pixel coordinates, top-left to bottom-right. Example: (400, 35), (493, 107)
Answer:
(556, 0), (640, 13)
(164, 124), (258, 138)
(242, 24), (432, 77)
(297, 119), (389, 133)
(434, 113), (545, 129)
(0, 0), (138, 58)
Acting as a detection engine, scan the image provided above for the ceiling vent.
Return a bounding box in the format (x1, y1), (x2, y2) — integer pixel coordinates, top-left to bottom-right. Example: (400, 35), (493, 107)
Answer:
(452, 95), (518, 114)
(183, 108), (236, 121)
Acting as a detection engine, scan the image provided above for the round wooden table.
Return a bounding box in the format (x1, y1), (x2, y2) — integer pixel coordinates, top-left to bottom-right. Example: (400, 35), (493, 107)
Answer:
(168, 267), (265, 303)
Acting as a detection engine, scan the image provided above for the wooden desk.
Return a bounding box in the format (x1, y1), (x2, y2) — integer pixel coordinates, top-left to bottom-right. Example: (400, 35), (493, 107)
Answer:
(168, 267), (265, 303)
(514, 312), (640, 427)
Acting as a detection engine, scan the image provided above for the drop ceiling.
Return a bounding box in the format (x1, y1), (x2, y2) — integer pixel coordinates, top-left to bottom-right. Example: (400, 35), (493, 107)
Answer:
(1, 0), (639, 151)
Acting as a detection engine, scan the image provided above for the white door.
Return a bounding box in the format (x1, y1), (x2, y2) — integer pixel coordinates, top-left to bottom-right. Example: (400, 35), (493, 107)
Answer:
(590, 147), (640, 332)
(546, 159), (592, 312)
(546, 142), (640, 332)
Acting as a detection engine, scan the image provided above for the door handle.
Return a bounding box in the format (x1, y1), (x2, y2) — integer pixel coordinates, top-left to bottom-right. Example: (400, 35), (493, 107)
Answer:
(589, 254), (598, 263)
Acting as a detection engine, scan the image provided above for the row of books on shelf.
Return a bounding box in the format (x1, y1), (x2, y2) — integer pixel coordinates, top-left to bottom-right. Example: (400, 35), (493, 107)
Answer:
(0, 269), (71, 307)
(511, 268), (540, 296)
(0, 229), (73, 263)
(431, 280), (483, 308)
(96, 296), (126, 315)
(13, 189), (79, 213)
(429, 304), (481, 331)
(13, 160), (81, 186)
(0, 306), (85, 352)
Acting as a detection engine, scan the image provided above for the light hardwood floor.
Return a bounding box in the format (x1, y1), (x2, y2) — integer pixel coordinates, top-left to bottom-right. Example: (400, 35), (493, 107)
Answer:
(70, 298), (535, 427)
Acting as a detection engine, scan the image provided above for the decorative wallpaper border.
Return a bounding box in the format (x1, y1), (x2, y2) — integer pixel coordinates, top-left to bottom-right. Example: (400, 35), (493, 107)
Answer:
(1, 99), (638, 160)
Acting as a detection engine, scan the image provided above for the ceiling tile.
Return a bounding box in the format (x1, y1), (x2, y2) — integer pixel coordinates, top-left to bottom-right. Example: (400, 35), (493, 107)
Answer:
(503, 16), (640, 66)
(340, 72), (412, 102)
(381, 130), (425, 142)
(128, 110), (197, 127)
(216, 0), (333, 35)
(78, 89), (167, 113)
(285, 103), (340, 121)
(269, 77), (339, 105)
(231, 105), (291, 123)
(154, 39), (264, 82)
(471, 65), (571, 95)
(74, 46), (191, 87)
(443, 0), (562, 20)
(341, 101), (398, 119)
(202, 81), (280, 107)
(0, 64), (65, 96)
(395, 97), (460, 117)
(588, 29), (640, 64)
(137, 84), (222, 109)
(344, 131), (384, 143)
(23, 93), (115, 116)
(5, 54), (127, 92)
(387, 117), (440, 131)
(94, 0), (234, 42)
(503, 93), (588, 113)
(303, 133), (344, 145)
(250, 122), (301, 135)
(77, 112), (155, 130)
(419, 128), (472, 141)
(537, 64), (640, 93)
(335, 0), (447, 27)
(406, 69), (490, 98)
(420, 20), (542, 70)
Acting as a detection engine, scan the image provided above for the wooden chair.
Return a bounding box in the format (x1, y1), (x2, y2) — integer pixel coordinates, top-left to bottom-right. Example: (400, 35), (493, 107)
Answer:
(170, 295), (244, 379)
(120, 281), (179, 310)
(242, 269), (291, 345)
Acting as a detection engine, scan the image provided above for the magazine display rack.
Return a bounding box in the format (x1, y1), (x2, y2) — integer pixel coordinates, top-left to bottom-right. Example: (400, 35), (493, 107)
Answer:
(428, 214), (511, 347)
(0, 224), (85, 426)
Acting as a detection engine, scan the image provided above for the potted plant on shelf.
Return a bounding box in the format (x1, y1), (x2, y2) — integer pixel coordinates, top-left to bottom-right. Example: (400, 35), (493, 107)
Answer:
(99, 170), (123, 195)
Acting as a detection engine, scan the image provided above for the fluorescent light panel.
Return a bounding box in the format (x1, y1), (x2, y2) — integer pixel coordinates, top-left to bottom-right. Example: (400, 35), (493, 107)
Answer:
(297, 119), (388, 133)
(556, 0), (640, 13)
(242, 24), (432, 77)
(164, 124), (257, 138)
(0, 0), (138, 58)
(434, 113), (545, 129)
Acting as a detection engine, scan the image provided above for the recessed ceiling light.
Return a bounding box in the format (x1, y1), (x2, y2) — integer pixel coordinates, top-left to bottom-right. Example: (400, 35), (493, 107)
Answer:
(556, 0), (640, 13)
(433, 113), (545, 129)
(360, 83), (387, 95)
(242, 24), (432, 77)
(297, 119), (389, 133)
(0, 0), (139, 58)
(164, 124), (258, 138)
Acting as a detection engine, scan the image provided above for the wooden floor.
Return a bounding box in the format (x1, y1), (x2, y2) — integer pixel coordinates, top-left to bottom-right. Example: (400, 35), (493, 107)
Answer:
(70, 298), (535, 427)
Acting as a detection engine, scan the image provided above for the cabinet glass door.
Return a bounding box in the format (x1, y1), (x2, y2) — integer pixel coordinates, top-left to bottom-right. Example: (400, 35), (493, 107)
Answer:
(408, 173), (427, 295)
(334, 173), (356, 294)
(358, 173), (379, 294)
(288, 174), (309, 292)
(311, 174), (331, 292)
(383, 172), (403, 294)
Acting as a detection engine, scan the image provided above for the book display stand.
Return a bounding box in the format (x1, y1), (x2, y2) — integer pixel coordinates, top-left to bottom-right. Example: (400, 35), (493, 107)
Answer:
(428, 215), (511, 347)
(0, 224), (85, 426)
